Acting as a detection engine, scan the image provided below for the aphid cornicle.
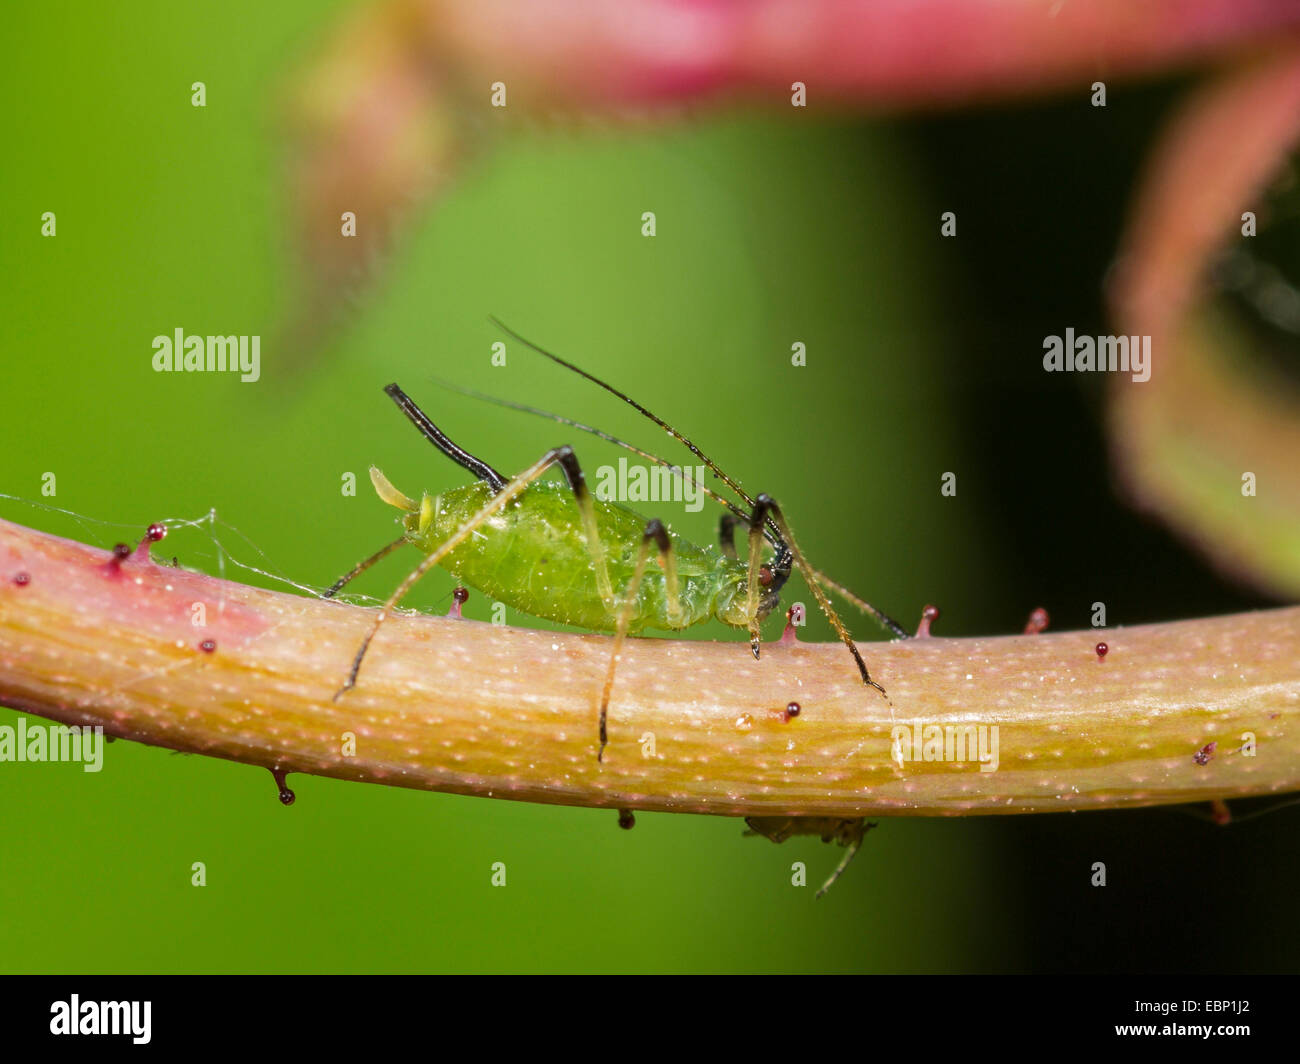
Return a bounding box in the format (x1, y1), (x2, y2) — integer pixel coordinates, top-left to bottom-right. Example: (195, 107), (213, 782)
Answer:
(328, 321), (908, 764)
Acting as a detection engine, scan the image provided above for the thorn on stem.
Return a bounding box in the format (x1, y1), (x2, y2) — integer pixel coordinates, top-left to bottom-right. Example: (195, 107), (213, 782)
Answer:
(779, 605), (801, 645)
(915, 604), (940, 638)
(271, 767), (296, 805)
(129, 523), (167, 563)
(103, 542), (132, 574)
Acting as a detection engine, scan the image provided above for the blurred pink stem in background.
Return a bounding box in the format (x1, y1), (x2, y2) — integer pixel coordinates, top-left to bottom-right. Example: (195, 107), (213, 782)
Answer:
(285, 0), (1300, 330)
(425, 0), (1300, 106)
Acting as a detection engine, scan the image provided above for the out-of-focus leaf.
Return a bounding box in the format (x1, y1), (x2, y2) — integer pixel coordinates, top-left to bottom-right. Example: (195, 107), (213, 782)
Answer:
(1109, 45), (1300, 595)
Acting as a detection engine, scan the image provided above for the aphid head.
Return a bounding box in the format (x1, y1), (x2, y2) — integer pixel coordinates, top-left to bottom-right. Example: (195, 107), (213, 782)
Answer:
(716, 546), (793, 626)
(760, 546), (794, 617)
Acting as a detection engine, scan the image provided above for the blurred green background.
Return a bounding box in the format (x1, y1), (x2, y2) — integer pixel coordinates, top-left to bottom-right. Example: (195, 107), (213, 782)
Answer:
(1, 3), (1294, 973)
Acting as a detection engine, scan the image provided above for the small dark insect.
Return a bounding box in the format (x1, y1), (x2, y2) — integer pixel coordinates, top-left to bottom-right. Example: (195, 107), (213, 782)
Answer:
(617, 809), (635, 830)
(744, 817), (877, 898)
(1194, 742), (1217, 767)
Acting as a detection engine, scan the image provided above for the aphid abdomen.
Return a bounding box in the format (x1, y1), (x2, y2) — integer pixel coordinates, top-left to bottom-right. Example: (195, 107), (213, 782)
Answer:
(406, 480), (724, 633)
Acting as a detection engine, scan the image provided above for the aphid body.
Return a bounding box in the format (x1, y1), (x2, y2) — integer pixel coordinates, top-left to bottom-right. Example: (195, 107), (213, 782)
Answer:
(374, 475), (772, 635)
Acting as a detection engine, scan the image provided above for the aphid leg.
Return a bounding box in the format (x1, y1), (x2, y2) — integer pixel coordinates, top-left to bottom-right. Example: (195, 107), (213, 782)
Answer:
(596, 518), (675, 762)
(743, 817), (798, 843)
(322, 536), (407, 599)
(550, 447), (617, 609)
(718, 514), (741, 560)
(741, 498), (777, 659)
(815, 820), (874, 899)
(335, 447), (585, 699)
(758, 495), (892, 707)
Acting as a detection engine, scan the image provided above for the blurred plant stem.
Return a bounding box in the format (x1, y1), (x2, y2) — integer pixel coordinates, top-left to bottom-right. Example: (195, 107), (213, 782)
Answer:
(1, 518), (1296, 816)
(1109, 44), (1300, 597)
(280, 0), (1300, 367)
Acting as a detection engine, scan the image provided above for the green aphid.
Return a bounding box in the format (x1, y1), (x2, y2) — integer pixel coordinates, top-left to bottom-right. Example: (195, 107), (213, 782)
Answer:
(378, 475), (759, 639)
(327, 321), (907, 890)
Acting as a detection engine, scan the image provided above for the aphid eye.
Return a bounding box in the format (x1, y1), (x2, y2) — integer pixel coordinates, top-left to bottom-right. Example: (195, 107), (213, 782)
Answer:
(759, 564), (773, 587)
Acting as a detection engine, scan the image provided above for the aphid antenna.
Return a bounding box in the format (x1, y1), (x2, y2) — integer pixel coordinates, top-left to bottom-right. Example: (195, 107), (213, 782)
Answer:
(1223, 795), (1300, 823)
(426, 375), (766, 538)
(487, 317), (774, 536)
(1167, 794), (1300, 826)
